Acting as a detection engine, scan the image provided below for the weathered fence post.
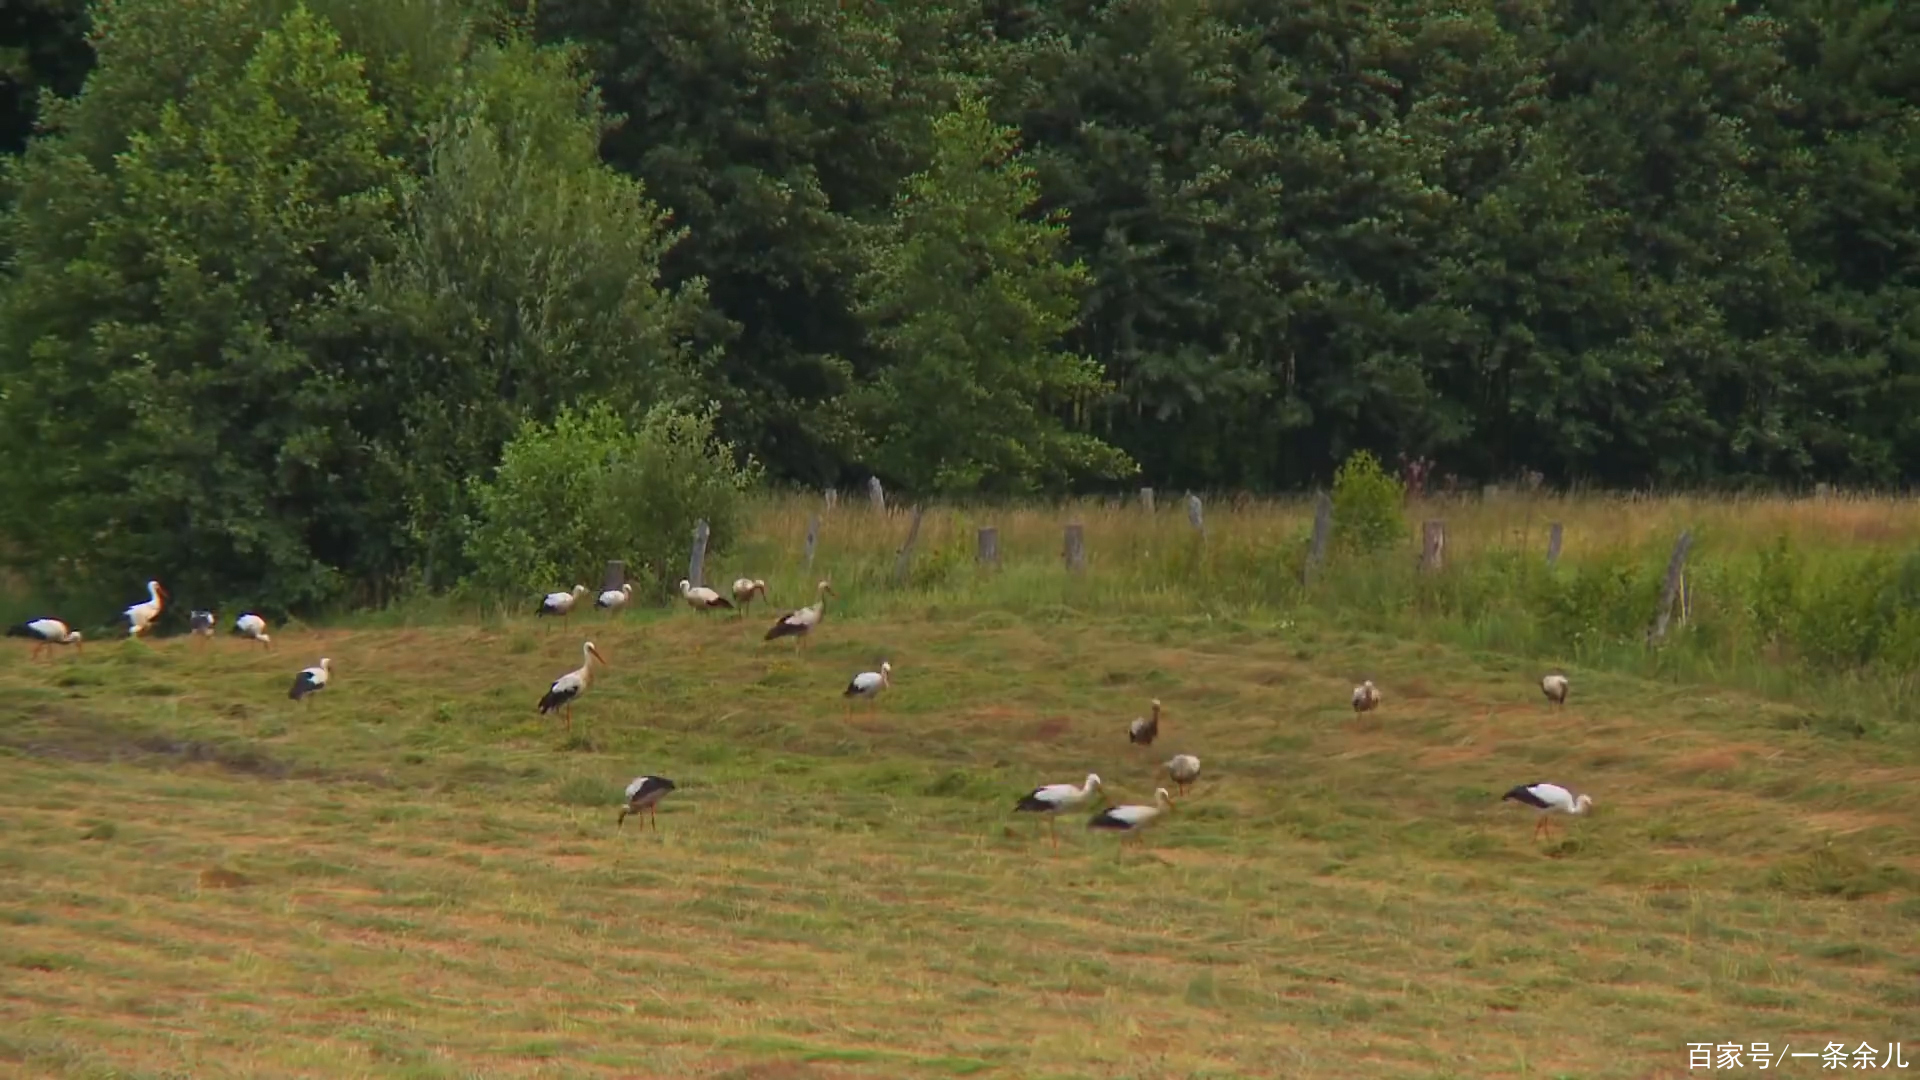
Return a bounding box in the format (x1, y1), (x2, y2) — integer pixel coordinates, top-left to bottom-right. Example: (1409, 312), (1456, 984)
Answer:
(804, 513), (821, 571)
(824, 488), (838, 510)
(687, 520), (710, 587)
(1303, 492), (1333, 585)
(868, 477), (886, 514)
(891, 505), (927, 585)
(1546, 522), (1564, 567)
(1064, 523), (1086, 573)
(603, 560), (626, 592)
(1420, 520), (1446, 571)
(1139, 487), (1155, 513)
(1648, 530), (1694, 643)
(1187, 494), (1205, 540)
(977, 526), (999, 566)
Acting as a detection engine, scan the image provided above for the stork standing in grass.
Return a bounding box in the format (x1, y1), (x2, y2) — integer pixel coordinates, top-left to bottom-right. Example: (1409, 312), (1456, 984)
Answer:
(843, 661), (891, 716)
(1013, 773), (1103, 848)
(289, 658), (331, 704)
(123, 580), (165, 638)
(1541, 673), (1570, 708)
(731, 578), (768, 618)
(538, 585), (588, 626)
(1164, 754), (1201, 796)
(679, 579), (732, 615)
(189, 610), (216, 645)
(1087, 788), (1175, 853)
(764, 581), (835, 651)
(1128, 699), (1161, 746)
(618, 775), (677, 831)
(537, 641), (607, 732)
(7, 618), (82, 659)
(1352, 679), (1381, 714)
(233, 612), (272, 649)
(1502, 782), (1593, 840)
(596, 584), (633, 614)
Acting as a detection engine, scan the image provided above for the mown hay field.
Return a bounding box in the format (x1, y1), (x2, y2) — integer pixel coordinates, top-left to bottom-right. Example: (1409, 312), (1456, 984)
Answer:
(4, 538), (1918, 1078)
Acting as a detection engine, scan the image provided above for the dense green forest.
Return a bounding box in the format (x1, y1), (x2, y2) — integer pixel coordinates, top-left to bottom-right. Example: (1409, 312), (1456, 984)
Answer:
(1, 0), (1916, 607)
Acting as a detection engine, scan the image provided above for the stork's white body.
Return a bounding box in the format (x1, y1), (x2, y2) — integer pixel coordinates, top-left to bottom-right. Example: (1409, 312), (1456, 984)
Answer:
(538, 641), (607, 731)
(1164, 754), (1201, 795)
(596, 584), (633, 611)
(1502, 781), (1593, 840)
(764, 581), (835, 648)
(124, 580), (165, 637)
(539, 586), (588, 622)
(1088, 788), (1175, 851)
(1352, 680), (1381, 713)
(619, 775), (677, 830)
(731, 578), (768, 616)
(1128, 699), (1161, 745)
(233, 612), (272, 648)
(289, 658), (331, 702)
(8, 618), (82, 658)
(679, 579), (731, 612)
(189, 610), (216, 640)
(844, 661), (891, 713)
(1541, 674), (1570, 706)
(1014, 773), (1103, 847)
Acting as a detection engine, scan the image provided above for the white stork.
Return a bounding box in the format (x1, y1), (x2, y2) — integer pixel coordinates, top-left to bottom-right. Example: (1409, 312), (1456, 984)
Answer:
(618, 775), (677, 830)
(1164, 754), (1201, 796)
(843, 661), (891, 715)
(595, 584), (634, 613)
(764, 580), (835, 650)
(1087, 788), (1175, 852)
(1502, 782), (1593, 840)
(1013, 773), (1103, 848)
(537, 641), (607, 731)
(538, 585), (588, 625)
(189, 610), (216, 644)
(1352, 679), (1381, 714)
(233, 612), (272, 649)
(1128, 699), (1161, 745)
(1541, 673), (1570, 707)
(7, 618), (82, 659)
(123, 580), (165, 637)
(731, 577), (769, 617)
(679, 579), (732, 614)
(288, 658), (331, 703)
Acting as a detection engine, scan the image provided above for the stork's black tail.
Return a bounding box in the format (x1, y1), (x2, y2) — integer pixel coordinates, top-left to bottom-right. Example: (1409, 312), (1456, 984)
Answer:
(765, 618), (803, 641)
(5, 624), (34, 639)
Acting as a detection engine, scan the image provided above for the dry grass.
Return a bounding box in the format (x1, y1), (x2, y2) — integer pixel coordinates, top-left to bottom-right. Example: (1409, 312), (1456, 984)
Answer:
(2, 596), (1917, 1078)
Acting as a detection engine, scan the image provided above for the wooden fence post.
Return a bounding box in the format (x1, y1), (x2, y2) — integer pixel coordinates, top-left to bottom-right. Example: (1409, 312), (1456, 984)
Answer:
(1546, 522), (1564, 567)
(891, 505), (927, 585)
(977, 526), (999, 566)
(1420, 520), (1446, 571)
(1139, 487), (1155, 513)
(804, 513), (821, 571)
(603, 560), (626, 592)
(868, 477), (886, 514)
(1064, 523), (1086, 573)
(1649, 530), (1694, 643)
(1303, 491), (1333, 585)
(687, 520), (710, 587)
(1187, 494), (1205, 539)
(824, 488), (838, 510)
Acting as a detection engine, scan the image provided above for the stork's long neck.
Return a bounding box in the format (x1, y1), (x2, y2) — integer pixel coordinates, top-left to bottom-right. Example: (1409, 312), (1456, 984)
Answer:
(147, 582), (160, 604)
(580, 646), (596, 683)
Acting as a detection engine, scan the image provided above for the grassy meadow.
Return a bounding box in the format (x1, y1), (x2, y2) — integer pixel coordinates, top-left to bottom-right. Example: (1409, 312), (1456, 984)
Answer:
(4, 492), (1920, 1078)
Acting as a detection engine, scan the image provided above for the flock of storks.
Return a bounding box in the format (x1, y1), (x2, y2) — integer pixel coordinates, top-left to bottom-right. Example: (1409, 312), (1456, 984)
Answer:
(8, 577), (1597, 848)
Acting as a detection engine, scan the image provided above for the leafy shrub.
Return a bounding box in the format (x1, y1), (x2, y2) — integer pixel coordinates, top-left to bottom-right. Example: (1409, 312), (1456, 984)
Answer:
(1747, 533), (1800, 643)
(464, 403), (761, 597)
(1330, 451), (1407, 554)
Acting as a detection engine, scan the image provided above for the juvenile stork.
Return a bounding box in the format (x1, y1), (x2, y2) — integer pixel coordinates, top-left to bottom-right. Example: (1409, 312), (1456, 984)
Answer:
(1164, 754), (1201, 795)
(764, 580), (835, 650)
(189, 610), (216, 644)
(843, 661), (891, 715)
(7, 618), (82, 659)
(731, 578), (769, 617)
(1352, 679), (1381, 714)
(1502, 781), (1593, 840)
(123, 580), (165, 638)
(233, 612), (272, 649)
(679, 579), (732, 615)
(1013, 773), (1103, 848)
(1541, 673), (1570, 708)
(537, 641), (607, 732)
(618, 775), (677, 831)
(288, 658), (332, 703)
(1087, 788), (1175, 852)
(595, 584), (633, 613)
(1128, 699), (1161, 745)
(538, 585), (588, 625)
